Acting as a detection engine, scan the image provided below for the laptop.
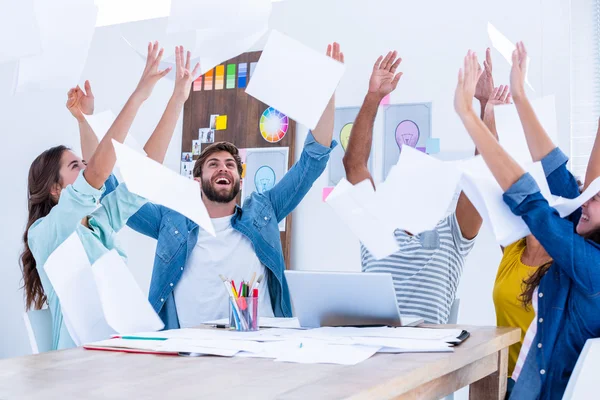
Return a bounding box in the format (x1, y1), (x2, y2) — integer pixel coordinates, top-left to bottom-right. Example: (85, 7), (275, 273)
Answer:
(284, 270), (424, 328)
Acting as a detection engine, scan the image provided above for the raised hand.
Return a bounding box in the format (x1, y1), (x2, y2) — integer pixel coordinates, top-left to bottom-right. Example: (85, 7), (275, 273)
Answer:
(133, 41), (171, 102)
(369, 51), (402, 98)
(66, 81), (94, 121)
(326, 42), (344, 63)
(510, 41), (527, 101)
(172, 45), (200, 103)
(475, 48), (494, 102)
(454, 50), (483, 116)
(488, 85), (512, 106)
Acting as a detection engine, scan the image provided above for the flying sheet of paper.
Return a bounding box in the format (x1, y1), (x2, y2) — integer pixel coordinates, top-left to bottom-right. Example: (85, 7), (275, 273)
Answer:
(15, 0), (97, 93)
(275, 340), (380, 365)
(112, 140), (216, 236)
(194, 24), (269, 75)
(551, 176), (600, 217)
(246, 30), (346, 130)
(43, 233), (115, 346)
(95, 0), (171, 27)
(326, 178), (400, 260)
(487, 22), (533, 91)
(167, 0), (272, 35)
(0, 0), (41, 64)
(92, 250), (163, 333)
(495, 95), (558, 164)
(368, 146), (463, 234)
(84, 111), (146, 155)
(460, 157), (551, 246)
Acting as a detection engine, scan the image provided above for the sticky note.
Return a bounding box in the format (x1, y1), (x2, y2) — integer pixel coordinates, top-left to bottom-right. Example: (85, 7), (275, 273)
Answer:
(193, 76), (202, 91)
(322, 187), (334, 202)
(216, 115), (228, 130)
(426, 138), (440, 154)
(380, 94), (390, 106)
(242, 164), (247, 178)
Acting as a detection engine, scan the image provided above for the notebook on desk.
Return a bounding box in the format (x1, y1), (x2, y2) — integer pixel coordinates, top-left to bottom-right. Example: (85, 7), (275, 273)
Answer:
(284, 271), (425, 328)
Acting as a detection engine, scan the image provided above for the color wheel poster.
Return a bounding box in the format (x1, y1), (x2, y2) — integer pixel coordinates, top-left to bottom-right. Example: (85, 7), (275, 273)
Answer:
(383, 103), (432, 179)
(239, 147), (289, 231)
(328, 107), (375, 186)
(260, 107), (288, 143)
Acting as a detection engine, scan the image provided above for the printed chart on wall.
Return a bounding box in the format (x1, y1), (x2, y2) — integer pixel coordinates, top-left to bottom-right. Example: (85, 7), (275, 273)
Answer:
(383, 103), (432, 179)
(329, 107), (374, 186)
(240, 147), (290, 231)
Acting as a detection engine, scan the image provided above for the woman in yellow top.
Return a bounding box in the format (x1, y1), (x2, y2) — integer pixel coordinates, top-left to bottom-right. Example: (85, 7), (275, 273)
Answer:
(493, 235), (551, 377)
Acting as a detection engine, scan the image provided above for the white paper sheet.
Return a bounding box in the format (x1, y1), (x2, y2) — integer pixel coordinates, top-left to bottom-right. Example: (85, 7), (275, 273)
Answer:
(487, 22), (533, 91)
(0, 0), (41, 64)
(95, 0), (170, 27)
(303, 326), (464, 341)
(246, 30), (346, 130)
(326, 178), (400, 260)
(167, 0), (272, 35)
(551, 176), (600, 217)
(368, 146), (463, 234)
(203, 317), (302, 329)
(194, 24), (269, 75)
(112, 140), (216, 236)
(92, 250), (164, 333)
(460, 157), (551, 246)
(84, 111), (146, 155)
(495, 96), (558, 165)
(43, 233), (115, 345)
(275, 340), (380, 365)
(15, 0), (97, 93)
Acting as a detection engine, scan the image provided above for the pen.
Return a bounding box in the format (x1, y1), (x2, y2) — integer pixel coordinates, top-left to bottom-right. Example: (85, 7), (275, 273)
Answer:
(252, 288), (258, 330)
(115, 336), (168, 341)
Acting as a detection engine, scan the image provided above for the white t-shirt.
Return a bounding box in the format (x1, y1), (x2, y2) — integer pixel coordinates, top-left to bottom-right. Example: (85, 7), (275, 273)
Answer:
(174, 214), (274, 328)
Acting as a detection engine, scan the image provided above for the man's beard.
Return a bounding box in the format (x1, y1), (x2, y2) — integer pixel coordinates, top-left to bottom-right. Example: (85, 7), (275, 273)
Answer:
(202, 177), (240, 203)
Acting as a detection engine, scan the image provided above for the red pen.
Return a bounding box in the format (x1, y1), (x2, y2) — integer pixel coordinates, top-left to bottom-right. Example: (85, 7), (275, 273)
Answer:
(231, 280), (238, 298)
(252, 288), (258, 330)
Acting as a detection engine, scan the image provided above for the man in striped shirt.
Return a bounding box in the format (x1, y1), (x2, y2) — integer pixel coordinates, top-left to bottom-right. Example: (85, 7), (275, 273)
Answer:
(343, 51), (488, 324)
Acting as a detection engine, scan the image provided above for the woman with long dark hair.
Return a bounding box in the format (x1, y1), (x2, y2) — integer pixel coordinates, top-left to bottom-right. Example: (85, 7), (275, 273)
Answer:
(454, 43), (600, 399)
(20, 43), (198, 350)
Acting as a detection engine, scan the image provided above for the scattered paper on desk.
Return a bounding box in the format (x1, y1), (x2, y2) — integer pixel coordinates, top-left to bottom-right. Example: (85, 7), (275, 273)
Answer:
(495, 95), (558, 164)
(0, 0), (41, 64)
(16, 0), (97, 93)
(551, 176), (600, 217)
(84, 111), (146, 155)
(275, 340), (380, 365)
(203, 317), (302, 329)
(304, 326), (464, 341)
(245, 30), (346, 130)
(326, 178), (399, 259)
(92, 250), (163, 333)
(113, 140), (216, 236)
(487, 22), (533, 91)
(215, 115), (228, 130)
(44, 233), (115, 345)
(426, 138), (440, 154)
(460, 157), (551, 246)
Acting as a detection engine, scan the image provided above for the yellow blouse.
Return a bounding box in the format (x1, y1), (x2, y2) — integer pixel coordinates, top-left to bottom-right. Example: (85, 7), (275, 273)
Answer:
(492, 238), (539, 377)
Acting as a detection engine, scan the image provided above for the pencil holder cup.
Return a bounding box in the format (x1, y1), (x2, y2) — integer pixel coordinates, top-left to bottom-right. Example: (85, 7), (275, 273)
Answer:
(229, 296), (259, 331)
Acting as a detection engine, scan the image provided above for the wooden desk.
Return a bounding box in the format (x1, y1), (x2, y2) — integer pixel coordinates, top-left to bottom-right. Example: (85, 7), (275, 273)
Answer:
(0, 325), (519, 400)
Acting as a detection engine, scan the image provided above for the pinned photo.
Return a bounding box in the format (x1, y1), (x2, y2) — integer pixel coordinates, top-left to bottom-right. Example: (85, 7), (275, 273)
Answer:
(180, 161), (194, 179)
(199, 128), (215, 144)
(210, 114), (219, 129)
(181, 152), (193, 162)
(192, 140), (201, 156)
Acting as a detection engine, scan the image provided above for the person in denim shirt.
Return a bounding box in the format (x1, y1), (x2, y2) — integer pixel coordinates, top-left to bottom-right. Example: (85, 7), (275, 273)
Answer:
(103, 43), (343, 329)
(21, 43), (199, 349)
(454, 43), (600, 400)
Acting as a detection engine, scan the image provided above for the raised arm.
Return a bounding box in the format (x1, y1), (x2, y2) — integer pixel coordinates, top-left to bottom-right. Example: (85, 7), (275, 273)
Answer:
(143, 46), (200, 163)
(584, 118), (600, 190)
(510, 42), (556, 162)
(343, 51), (402, 186)
(66, 81), (98, 162)
(454, 50), (525, 192)
(84, 42), (170, 189)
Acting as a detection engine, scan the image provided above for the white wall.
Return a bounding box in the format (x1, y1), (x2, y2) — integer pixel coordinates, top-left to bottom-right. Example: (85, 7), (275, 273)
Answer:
(0, 0), (570, 368)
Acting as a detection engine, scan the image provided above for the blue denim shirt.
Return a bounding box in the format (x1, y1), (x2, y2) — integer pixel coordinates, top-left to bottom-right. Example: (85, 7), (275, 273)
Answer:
(105, 132), (335, 330)
(504, 148), (600, 400)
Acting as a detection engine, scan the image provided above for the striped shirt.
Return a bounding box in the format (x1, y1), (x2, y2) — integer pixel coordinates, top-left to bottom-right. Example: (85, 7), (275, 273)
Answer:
(360, 214), (475, 324)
